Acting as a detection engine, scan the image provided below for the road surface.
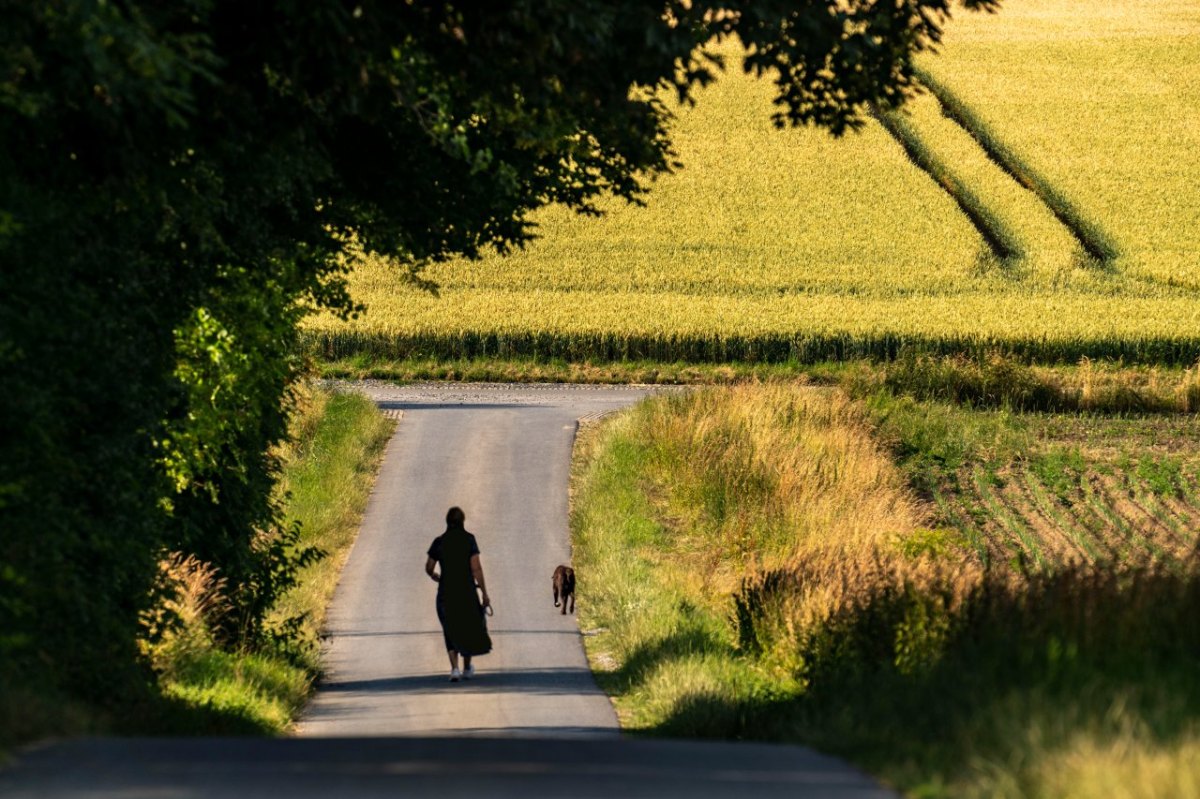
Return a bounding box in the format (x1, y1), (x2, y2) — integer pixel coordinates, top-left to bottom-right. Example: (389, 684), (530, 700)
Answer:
(298, 381), (657, 736)
(0, 382), (897, 798)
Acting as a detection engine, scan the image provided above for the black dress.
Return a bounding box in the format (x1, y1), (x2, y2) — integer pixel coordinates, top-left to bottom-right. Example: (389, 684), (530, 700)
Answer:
(427, 526), (492, 656)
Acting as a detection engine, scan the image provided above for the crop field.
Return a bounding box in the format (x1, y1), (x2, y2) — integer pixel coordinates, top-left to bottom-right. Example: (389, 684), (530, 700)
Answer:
(308, 0), (1200, 364)
(868, 395), (1200, 569)
(932, 419), (1200, 568)
(926, 0), (1200, 287)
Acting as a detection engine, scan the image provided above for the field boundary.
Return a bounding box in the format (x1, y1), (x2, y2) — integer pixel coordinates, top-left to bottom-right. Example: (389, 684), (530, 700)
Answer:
(307, 330), (1200, 367)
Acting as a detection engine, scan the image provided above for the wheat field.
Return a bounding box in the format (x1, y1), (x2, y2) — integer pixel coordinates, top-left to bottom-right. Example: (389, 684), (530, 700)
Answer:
(308, 0), (1200, 364)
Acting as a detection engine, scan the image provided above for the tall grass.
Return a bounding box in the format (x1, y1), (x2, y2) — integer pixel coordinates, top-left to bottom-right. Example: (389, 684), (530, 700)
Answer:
(572, 385), (1200, 796)
(846, 352), (1200, 414)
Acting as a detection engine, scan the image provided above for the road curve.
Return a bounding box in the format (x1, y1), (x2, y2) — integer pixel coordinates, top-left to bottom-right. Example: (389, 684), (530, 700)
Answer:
(0, 382), (898, 798)
(298, 381), (660, 736)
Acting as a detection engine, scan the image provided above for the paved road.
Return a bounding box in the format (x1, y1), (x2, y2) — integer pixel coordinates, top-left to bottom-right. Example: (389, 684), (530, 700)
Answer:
(0, 382), (897, 798)
(0, 737), (895, 798)
(298, 381), (659, 736)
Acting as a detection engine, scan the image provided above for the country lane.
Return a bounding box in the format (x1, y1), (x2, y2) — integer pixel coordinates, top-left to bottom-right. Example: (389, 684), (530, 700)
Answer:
(0, 382), (897, 798)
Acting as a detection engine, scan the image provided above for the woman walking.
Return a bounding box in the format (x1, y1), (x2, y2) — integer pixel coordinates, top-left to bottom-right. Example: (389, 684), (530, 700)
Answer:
(425, 506), (492, 681)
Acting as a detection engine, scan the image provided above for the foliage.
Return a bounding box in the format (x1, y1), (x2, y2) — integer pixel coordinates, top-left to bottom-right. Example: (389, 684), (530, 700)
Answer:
(2, 0), (977, 710)
(0, 387), (390, 751)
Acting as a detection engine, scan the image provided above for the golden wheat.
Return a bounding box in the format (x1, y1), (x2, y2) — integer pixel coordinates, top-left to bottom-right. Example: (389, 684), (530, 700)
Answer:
(311, 3), (1200, 363)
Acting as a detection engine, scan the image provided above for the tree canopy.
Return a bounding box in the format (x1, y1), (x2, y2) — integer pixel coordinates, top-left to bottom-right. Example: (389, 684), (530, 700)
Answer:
(0, 0), (995, 707)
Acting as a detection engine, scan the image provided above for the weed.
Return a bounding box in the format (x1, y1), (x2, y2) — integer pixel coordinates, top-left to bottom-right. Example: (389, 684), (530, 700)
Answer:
(1137, 456), (1184, 498)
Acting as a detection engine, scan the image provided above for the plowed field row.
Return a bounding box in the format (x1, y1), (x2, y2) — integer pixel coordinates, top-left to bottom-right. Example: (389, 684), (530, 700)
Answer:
(940, 458), (1200, 567)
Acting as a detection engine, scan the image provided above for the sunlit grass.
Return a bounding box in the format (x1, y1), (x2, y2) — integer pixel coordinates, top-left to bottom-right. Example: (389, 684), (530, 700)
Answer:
(571, 385), (1200, 797)
(270, 388), (394, 647)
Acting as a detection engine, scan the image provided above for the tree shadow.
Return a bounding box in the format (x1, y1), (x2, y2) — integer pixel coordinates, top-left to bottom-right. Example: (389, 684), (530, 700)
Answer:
(594, 624), (730, 696)
(626, 561), (1200, 792)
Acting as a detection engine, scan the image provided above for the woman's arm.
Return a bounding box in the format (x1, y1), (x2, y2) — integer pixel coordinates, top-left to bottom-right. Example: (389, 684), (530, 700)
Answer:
(425, 556), (439, 582)
(470, 554), (490, 607)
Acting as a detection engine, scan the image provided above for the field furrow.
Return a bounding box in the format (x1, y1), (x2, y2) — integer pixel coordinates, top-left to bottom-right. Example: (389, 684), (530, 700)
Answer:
(1018, 471), (1100, 560)
(1097, 473), (1189, 561)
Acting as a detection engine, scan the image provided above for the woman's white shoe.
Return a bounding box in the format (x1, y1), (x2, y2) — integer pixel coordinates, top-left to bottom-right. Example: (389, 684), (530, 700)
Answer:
(449, 667), (462, 682)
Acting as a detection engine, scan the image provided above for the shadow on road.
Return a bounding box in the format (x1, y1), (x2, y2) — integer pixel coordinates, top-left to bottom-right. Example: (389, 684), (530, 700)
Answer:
(318, 667), (601, 699)
(0, 736), (897, 798)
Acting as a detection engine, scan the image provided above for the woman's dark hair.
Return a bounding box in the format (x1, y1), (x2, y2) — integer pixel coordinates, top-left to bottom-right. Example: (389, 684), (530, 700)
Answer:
(446, 506), (466, 528)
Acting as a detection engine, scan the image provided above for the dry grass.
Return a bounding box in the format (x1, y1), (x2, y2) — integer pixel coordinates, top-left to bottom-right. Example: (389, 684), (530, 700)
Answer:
(572, 384), (1200, 797)
(626, 385), (923, 596)
(143, 553), (230, 674)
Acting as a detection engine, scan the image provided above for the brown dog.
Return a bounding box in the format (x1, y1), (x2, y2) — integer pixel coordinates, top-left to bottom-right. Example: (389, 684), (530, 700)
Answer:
(552, 565), (575, 615)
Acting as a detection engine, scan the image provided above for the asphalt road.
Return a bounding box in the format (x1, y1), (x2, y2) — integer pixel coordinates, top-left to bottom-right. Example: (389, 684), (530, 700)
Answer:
(298, 381), (658, 736)
(0, 382), (897, 798)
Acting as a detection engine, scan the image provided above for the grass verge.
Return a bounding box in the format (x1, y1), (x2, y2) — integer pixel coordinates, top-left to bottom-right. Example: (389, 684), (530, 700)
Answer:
(571, 385), (1200, 797)
(0, 387), (392, 754)
(151, 387), (393, 734)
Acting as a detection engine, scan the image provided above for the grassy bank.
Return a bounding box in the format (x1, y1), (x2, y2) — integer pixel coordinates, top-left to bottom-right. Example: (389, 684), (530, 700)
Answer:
(0, 388), (392, 752)
(149, 387), (393, 734)
(570, 384), (1200, 797)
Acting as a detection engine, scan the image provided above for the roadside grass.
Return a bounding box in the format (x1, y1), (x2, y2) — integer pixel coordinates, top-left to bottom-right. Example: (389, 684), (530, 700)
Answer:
(571, 384), (1200, 797)
(268, 387), (394, 650)
(0, 388), (391, 754)
(151, 388), (393, 734)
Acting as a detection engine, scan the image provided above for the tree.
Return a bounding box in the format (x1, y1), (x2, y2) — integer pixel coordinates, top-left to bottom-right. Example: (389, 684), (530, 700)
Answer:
(0, 0), (996, 705)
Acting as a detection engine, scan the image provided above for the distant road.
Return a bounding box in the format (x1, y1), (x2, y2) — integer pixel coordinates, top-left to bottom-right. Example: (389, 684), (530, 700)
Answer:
(0, 382), (897, 798)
